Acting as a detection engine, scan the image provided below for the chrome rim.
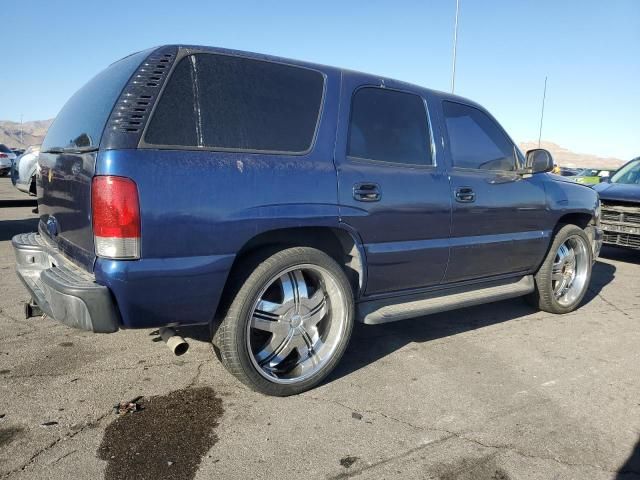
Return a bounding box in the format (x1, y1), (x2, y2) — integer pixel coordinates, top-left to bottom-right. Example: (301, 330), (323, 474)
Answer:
(552, 235), (590, 306)
(246, 264), (347, 384)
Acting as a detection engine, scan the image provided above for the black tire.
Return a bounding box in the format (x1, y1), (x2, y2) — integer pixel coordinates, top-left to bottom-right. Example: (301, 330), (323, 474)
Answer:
(527, 224), (593, 314)
(214, 246), (354, 396)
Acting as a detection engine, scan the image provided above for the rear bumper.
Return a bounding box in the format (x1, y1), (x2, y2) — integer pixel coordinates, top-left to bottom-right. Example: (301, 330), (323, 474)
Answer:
(12, 233), (120, 333)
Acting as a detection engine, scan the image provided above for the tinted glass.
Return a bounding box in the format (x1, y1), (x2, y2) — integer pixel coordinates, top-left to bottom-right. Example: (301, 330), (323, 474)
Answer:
(0, 144), (11, 153)
(443, 101), (516, 171)
(42, 50), (149, 152)
(348, 88), (431, 165)
(145, 54), (325, 152)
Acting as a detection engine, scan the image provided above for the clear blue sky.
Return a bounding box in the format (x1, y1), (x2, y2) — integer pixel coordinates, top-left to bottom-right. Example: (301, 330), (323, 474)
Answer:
(2, 0), (639, 159)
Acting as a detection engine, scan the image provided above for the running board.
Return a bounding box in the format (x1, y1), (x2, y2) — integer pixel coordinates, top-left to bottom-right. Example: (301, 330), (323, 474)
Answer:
(357, 275), (534, 325)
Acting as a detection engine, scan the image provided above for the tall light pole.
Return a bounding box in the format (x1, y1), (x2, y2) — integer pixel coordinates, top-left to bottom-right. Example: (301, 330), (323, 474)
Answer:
(538, 76), (547, 148)
(451, 0), (460, 94)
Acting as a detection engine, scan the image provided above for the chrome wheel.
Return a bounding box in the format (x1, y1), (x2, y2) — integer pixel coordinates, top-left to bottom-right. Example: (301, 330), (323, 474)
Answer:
(246, 264), (347, 384)
(552, 235), (589, 307)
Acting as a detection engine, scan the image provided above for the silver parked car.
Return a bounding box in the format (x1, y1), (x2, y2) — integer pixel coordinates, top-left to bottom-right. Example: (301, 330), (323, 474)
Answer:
(11, 145), (40, 195)
(0, 144), (17, 176)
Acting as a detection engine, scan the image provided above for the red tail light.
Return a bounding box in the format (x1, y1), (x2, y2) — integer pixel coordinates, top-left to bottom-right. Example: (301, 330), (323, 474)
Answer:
(91, 176), (140, 259)
(0, 153), (7, 158)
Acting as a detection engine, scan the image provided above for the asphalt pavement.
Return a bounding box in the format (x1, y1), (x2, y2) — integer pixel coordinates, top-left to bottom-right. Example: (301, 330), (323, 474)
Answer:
(0, 177), (638, 480)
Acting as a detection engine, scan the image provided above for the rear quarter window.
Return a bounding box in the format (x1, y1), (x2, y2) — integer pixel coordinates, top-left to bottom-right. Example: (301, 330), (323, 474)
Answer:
(144, 53), (325, 153)
(42, 50), (149, 151)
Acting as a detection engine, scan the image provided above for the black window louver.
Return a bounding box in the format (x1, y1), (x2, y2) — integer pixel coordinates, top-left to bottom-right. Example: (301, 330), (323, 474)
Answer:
(105, 48), (177, 141)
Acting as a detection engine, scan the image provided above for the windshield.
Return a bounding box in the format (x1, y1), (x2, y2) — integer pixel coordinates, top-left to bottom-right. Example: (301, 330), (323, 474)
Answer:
(610, 159), (640, 185)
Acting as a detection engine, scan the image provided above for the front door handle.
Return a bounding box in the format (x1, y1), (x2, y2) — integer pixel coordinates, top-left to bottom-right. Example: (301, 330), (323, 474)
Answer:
(353, 183), (381, 202)
(455, 186), (476, 203)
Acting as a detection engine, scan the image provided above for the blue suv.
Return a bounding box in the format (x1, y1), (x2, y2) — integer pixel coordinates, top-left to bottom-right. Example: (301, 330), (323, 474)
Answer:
(13, 45), (603, 395)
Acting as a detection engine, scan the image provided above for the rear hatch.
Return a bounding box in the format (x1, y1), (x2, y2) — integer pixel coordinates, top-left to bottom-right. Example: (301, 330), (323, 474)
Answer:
(37, 50), (150, 271)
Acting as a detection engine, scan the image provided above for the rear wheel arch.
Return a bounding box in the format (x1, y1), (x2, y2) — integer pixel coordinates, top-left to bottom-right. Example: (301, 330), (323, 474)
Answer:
(214, 226), (365, 321)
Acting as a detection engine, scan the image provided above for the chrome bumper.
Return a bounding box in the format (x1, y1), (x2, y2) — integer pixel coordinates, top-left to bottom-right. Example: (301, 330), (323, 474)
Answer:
(12, 233), (120, 333)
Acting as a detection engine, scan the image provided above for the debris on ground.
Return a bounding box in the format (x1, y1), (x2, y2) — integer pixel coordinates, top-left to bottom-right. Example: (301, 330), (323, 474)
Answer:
(340, 456), (359, 468)
(351, 412), (363, 420)
(113, 396), (144, 415)
(40, 421), (59, 427)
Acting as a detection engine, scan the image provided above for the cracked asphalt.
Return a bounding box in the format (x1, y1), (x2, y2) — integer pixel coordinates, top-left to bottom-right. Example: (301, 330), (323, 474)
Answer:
(1, 177), (639, 479)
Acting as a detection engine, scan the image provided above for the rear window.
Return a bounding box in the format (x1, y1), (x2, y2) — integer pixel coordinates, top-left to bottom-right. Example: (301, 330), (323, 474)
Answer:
(0, 144), (11, 153)
(144, 53), (325, 153)
(42, 50), (149, 152)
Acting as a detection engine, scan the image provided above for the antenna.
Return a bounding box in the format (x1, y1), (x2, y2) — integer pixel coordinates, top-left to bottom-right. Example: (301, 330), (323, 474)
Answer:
(451, 0), (460, 94)
(537, 76), (547, 148)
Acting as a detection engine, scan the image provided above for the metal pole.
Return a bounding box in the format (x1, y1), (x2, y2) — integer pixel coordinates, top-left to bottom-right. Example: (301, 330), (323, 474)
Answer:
(538, 76), (547, 148)
(20, 114), (24, 146)
(451, 0), (460, 93)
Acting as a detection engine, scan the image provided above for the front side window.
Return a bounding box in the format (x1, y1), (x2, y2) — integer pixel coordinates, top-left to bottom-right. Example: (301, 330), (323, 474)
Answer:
(348, 87), (432, 166)
(443, 101), (516, 171)
(145, 53), (325, 153)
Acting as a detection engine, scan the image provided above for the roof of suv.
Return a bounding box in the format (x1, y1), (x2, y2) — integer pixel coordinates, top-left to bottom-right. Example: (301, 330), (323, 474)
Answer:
(156, 44), (483, 110)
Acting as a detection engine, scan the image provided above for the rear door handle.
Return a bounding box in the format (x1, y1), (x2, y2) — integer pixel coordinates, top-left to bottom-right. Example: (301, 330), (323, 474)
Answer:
(353, 183), (381, 202)
(455, 186), (476, 203)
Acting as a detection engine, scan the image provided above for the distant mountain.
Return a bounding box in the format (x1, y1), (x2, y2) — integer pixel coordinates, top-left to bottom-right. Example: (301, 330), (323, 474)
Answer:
(0, 119), (53, 148)
(518, 141), (626, 169)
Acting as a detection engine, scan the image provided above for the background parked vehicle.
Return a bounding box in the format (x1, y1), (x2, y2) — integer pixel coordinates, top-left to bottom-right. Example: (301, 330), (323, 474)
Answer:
(11, 145), (40, 195)
(558, 167), (580, 177)
(594, 157), (640, 249)
(11, 148), (25, 157)
(13, 45), (603, 396)
(567, 167), (616, 185)
(0, 144), (17, 176)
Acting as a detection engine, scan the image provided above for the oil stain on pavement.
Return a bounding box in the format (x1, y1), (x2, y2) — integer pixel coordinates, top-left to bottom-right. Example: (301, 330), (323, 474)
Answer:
(98, 387), (223, 480)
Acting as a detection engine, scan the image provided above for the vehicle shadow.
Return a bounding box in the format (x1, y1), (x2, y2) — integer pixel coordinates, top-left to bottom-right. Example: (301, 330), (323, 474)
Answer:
(327, 259), (617, 385)
(0, 217), (39, 242)
(0, 199), (37, 208)
(182, 258), (618, 386)
(582, 259), (616, 302)
(616, 437), (640, 479)
(599, 245), (640, 265)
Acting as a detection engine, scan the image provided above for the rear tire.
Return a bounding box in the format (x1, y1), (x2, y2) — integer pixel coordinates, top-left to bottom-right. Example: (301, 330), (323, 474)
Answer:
(214, 246), (354, 396)
(527, 224), (593, 314)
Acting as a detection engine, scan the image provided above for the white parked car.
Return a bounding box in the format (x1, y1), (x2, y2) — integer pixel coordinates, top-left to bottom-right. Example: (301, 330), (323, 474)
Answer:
(0, 144), (17, 176)
(11, 145), (40, 195)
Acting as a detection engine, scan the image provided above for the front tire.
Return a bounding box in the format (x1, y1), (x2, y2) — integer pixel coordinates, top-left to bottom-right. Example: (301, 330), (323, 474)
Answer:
(214, 247), (354, 396)
(528, 224), (593, 314)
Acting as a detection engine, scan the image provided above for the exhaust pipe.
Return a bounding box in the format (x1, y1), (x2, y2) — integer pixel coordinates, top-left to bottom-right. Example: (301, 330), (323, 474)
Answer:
(159, 327), (189, 356)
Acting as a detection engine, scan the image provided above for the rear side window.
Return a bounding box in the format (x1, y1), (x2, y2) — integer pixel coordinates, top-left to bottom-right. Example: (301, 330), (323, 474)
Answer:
(442, 101), (516, 171)
(145, 54), (325, 153)
(348, 87), (432, 166)
(42, 50), (149, 151)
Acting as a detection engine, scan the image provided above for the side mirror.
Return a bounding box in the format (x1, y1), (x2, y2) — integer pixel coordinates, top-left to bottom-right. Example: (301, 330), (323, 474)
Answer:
(526, 149), (554, 174)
